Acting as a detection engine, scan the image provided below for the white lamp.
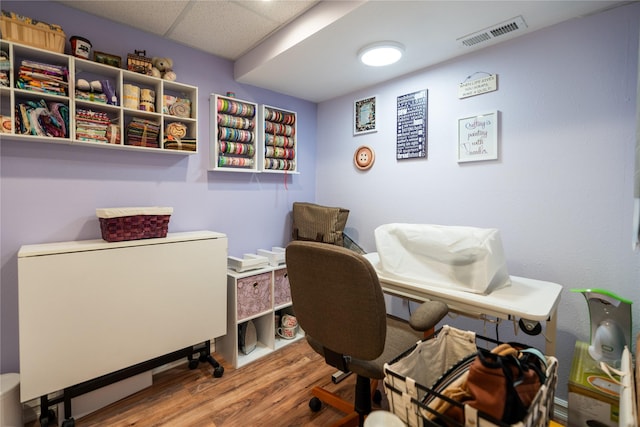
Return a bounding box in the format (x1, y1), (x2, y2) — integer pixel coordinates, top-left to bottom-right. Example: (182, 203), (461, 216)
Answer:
(358, 41), (404, 66)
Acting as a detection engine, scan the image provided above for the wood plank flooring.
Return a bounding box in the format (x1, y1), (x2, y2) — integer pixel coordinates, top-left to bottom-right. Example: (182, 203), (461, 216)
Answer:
(29, 339), (391, 427)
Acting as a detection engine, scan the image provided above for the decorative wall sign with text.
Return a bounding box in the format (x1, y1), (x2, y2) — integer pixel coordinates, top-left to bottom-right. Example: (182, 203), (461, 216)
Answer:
(354, 95), (377, 135)
(458, 73), (497, 99)
(396, 89), (427, 159)
(457, 111), (499, 163)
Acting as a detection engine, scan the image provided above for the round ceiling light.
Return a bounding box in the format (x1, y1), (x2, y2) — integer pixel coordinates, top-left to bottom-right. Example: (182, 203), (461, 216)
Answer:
(358, 41), (404, 67)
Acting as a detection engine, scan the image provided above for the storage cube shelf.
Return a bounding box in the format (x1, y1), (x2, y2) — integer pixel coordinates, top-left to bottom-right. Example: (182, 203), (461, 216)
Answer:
(0, 40), (198, 154)
(209, 94), (258, 171)
(217, 265), (304, 368)
(260, 105), (298, 174)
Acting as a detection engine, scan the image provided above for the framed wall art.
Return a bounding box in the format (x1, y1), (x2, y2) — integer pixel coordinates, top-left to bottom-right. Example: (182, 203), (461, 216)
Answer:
(354, 95), (377, 135)
(397, 89), (427, 159)
(458, 110), (499, 163)
(93, 51), (122, 68)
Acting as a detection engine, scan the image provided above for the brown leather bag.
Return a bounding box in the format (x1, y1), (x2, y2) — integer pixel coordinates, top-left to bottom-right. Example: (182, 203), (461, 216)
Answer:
(430, 343), (547, 426)
(464, 344), (546, 423)
(291, 202), (349, 246)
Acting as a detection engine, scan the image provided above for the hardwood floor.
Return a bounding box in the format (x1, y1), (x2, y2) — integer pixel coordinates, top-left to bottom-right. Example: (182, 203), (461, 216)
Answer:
(30, 339), (392, 427)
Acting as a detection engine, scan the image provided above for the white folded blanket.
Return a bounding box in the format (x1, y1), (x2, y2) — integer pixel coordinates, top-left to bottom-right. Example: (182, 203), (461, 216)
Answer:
(96, 207), (173, 218)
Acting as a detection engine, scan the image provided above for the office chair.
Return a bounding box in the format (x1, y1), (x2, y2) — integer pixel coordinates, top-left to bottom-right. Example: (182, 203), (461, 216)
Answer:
(285, 241), (449, 427)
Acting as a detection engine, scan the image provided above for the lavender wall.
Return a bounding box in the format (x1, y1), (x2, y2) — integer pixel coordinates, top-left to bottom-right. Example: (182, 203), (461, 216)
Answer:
(316, 3), (640, 400)
(0, 1), (317, 372)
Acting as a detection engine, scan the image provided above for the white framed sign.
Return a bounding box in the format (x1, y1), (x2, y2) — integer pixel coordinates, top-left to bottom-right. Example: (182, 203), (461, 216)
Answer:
(457, 111), (499, 163)
(354, 95), (377, 135)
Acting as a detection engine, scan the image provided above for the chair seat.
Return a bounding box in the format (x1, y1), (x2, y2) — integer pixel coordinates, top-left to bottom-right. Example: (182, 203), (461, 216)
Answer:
(306, 320), (420, 379)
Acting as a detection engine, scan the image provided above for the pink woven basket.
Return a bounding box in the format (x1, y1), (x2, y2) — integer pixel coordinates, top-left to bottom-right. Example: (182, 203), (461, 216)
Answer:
(96, 207), (173, 242)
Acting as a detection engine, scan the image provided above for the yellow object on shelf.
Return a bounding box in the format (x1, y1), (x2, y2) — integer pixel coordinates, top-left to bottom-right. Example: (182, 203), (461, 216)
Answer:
(0, 10), (65, 53)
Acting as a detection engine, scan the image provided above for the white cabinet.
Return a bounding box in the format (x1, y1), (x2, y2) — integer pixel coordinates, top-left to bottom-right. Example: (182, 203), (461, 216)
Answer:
(18, 231), (228, 403)
(217, 265), (304, 368)
(1, 40), (198, 154)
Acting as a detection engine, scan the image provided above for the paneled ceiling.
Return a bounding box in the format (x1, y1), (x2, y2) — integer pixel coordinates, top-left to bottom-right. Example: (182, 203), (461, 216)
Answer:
(57, 0), (631, 102)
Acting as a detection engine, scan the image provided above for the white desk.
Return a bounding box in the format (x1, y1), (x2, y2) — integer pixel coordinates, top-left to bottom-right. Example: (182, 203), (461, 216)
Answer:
(364, 253), (562, 355)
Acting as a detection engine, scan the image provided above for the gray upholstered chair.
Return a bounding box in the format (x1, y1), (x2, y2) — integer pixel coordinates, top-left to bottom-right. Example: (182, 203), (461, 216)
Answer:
(285, 241), (449, 427)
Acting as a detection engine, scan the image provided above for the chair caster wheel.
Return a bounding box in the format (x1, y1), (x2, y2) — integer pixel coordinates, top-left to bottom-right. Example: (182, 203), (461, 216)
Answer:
(39, 409), (56, 426)
(373, 389), (382, 405)
(309, 397), (322, 412)
(61, 418), (76, 427)
(213, 365), (224, 378)
(188, 359), (199, 370)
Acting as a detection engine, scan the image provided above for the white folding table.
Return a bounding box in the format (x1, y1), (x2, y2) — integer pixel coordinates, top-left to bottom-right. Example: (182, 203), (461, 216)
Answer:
(364, 252), (563, 355)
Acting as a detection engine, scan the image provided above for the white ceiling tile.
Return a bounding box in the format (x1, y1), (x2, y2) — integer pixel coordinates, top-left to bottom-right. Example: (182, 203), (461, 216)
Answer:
(231, 0), (319, 24)
(169, 1), (286, 59)
(59, 1), (192, 36)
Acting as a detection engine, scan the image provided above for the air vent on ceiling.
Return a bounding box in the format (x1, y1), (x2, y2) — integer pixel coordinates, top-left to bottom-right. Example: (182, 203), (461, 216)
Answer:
(458, 15), (527, 48)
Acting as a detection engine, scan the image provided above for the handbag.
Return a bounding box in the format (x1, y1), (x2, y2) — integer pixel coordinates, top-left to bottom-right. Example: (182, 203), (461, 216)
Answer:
(426, 343), (547, 426)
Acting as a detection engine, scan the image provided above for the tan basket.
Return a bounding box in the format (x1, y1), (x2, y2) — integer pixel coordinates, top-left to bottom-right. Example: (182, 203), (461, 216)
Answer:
(96, 207), (173, 242)
(384, 326), (558, 427)
(0, 11), (65, 53)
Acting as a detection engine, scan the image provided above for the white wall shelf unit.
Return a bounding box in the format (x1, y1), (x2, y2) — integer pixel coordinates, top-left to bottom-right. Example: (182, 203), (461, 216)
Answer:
(209, 93), (259, 172)
(0, 40), (198, 154)
(217, 265), (303, 368)
(260, 104), (298, 173)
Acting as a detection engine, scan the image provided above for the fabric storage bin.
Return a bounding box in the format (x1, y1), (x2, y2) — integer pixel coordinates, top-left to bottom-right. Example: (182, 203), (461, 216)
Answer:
(236, 271), (272, 321)
(383, 325), (558, 427)
(0, 11), (65, 53)
(96, 207), (173, 242)
(273, 268), (291, 307)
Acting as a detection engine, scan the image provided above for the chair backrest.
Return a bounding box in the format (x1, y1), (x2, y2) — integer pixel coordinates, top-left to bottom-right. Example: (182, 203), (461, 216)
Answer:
(285, 241), (386, 362)
(291, 202), (349, 246)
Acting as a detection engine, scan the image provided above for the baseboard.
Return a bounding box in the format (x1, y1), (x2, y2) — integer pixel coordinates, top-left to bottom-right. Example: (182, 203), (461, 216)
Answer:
(23, 397), (47, 424)
(554, 397), (568, 424)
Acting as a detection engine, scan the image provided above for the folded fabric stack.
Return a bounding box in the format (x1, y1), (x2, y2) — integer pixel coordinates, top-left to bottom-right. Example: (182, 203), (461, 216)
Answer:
(16, 59), (68, 96)
(0, 51), (9, 87)
(126, 117), (160, 148)
(14, 99), (69, 137)
(75, 90), (108, 104)
(164, 139), (196, 151)
(75, 79), (118, 105)
(75, 109), (110, 143)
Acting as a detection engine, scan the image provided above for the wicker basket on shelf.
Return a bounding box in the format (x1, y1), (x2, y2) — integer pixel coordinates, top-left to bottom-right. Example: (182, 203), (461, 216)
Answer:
(96, 207), (173, 242)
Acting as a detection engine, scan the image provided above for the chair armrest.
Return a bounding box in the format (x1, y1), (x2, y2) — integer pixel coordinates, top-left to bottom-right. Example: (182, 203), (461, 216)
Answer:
(409, 300), (448, 331)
